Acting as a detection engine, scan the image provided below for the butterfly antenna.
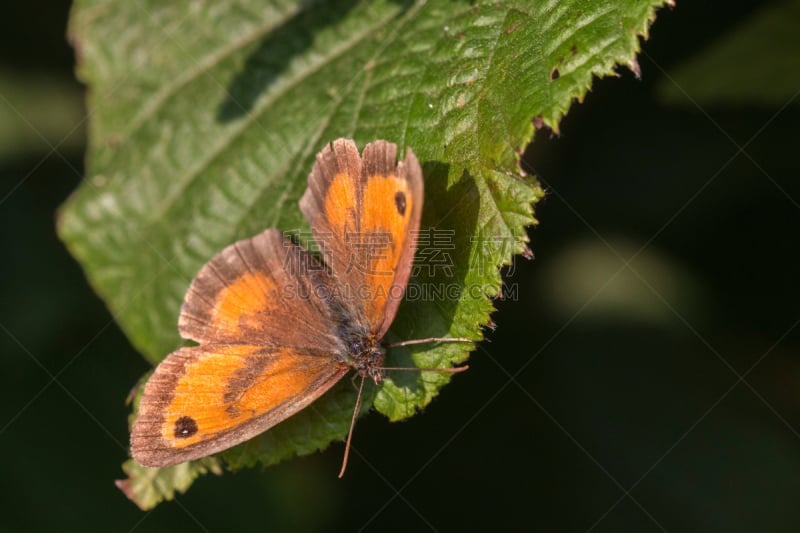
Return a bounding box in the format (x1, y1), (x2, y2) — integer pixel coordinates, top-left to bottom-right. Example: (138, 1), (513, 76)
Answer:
(384, 337), (473, 373)
(339, 376), (365, 478)
(381, 365), (469, 373)
(384, 337), (473, 348)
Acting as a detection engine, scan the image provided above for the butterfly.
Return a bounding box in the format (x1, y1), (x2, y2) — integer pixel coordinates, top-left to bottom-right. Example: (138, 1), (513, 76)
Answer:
(130, 139), (470, 475)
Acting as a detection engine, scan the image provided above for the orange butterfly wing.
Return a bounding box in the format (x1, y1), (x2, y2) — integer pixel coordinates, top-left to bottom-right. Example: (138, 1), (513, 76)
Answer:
(178, 228), (347, 350)
(299, 139), (423, 339)
(131, 344), (347, 466)
(131, 229), (350, 467)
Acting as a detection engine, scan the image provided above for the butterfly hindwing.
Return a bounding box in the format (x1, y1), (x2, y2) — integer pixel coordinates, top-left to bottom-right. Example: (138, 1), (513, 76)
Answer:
(178, 228), (346, 351)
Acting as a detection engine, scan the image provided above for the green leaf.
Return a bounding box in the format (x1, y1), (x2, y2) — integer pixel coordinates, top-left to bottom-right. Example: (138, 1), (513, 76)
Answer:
(657, 0), (800, 107)
(59, 0), (667, 509)
(115, 457), (222, 511)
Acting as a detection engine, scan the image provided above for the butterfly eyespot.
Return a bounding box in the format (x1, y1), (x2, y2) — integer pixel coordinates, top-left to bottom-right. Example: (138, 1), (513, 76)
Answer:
(394, 191), (406, 216)
(174, 416), (198, 439)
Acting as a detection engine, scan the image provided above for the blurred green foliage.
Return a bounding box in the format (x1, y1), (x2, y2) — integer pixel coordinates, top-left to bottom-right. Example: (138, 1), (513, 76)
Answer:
(657, 0), (800, 107)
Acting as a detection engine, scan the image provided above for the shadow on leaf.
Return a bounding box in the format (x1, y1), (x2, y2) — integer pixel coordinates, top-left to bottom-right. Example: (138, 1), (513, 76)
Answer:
(217, 0), (412, 122)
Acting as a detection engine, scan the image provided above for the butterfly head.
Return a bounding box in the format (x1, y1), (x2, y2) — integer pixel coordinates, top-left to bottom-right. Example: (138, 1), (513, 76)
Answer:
(341, 333), (386, 385)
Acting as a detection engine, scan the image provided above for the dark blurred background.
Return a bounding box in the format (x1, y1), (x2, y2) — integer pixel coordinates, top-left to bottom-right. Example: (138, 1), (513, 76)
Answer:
(2, 1), (799, 531)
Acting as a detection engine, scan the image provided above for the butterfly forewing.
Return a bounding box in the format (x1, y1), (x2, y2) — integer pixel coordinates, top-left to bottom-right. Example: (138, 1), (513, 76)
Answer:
(131, 344), (347, 467)
(131, 229), (351, 467)
(299, 139), (423, 338)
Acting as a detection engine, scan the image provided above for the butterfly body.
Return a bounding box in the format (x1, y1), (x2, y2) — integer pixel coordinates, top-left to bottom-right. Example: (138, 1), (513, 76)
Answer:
(131, 139), (431, 468)
(340, 335), (386, 385)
